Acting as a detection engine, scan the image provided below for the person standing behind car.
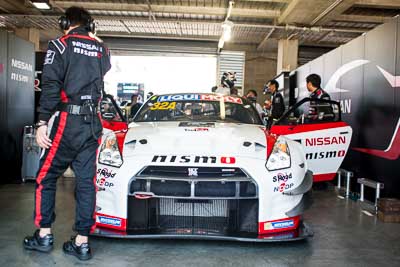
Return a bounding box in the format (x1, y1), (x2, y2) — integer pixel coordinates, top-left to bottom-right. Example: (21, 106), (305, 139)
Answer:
(266, 79), (285, 120)
(212, 71), (236, 95)
(23, 6), (111, 261)
(245, 89), (264, 117)
(129, 93), (142, 118)
(306, 73), (333, 120)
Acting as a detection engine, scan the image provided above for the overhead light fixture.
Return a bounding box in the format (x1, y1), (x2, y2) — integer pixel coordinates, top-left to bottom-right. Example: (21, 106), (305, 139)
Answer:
(218, 38), (224, 49)
(30, 0), (51, 10)
(221, 20), (234, 41)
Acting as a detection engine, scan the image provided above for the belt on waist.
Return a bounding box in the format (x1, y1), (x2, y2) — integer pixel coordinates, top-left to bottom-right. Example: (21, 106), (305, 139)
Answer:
(58, 103), (98, 115)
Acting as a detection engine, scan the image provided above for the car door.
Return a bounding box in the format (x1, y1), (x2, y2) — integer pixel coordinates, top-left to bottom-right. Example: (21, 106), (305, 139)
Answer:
(99, 94), (128, 133)
(269, 98), (352, 182)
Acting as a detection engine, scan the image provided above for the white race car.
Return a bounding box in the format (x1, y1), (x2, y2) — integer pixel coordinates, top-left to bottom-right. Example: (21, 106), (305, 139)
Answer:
(93, 93), (351, 242)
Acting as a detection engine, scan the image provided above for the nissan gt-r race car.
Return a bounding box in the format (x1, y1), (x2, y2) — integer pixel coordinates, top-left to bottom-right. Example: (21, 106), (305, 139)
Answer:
(93, 93), (352, 242)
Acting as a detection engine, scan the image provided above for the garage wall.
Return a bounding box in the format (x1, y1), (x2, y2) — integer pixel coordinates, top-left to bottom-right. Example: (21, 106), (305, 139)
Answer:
(0, 29), (35, 181)
(292, 18), (400, 198)
(244, 52), (276, 101)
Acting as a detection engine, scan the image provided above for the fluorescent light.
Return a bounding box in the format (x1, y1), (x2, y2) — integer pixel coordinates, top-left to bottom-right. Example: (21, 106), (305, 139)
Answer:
(31, 1), (51, 10)
(223, 28), (231, 41)
(221, 20), (233, 42)
(218, 38), (224, 49)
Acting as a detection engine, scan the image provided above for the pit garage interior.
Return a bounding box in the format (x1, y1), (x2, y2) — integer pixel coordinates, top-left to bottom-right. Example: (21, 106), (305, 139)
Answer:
(0, 0), (400, 266)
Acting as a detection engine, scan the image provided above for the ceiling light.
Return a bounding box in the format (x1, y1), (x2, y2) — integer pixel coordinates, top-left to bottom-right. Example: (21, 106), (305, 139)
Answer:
(218, 38), (224, 49)
(31, 0), (51, 10)
(221, 20), (233, 41)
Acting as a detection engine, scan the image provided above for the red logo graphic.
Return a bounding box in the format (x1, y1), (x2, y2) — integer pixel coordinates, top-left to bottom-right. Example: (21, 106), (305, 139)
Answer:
(220, 157), (236, 164)
(352, 118), (400, 160)
(0, 63), (4, 74)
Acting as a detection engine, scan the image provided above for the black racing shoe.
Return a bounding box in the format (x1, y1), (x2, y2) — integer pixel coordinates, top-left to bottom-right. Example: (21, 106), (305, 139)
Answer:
(23, 230), (54, 252)
(62, 237), (92, 261)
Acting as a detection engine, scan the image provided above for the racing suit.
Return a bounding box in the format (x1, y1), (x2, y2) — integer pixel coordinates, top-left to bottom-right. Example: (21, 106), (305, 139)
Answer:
(308, 87), (333, 120)
(34, 26), (111, 236)
(270, 91), (285, 120)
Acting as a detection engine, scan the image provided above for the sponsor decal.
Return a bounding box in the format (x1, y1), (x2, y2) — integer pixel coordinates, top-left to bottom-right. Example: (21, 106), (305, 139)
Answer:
(157, 94), (242, 104)
(188, 168), (198, 177)
(97, 168), (116, 178)
(98, 216), (121, 227)
(264, 220), (295, 230)
(305, 136), (346, 146)
(72, 41), (101, 51)
(273, 182), (294, 193)
(44, 50), (55, 65)
(305, 150), (346, 160)
(200, 94), (243, 104)
(10, 58), (32, 83)
(158, 94), (200, 102)
(184, 128), (209, 132)
(0, 63), (4, 74)
(271, 220), (294, 229)
(340, 99), (351, 114)
(97, 177), (114, 188)
(152, 155), (236, 164)
(11, 58), (33, 71)
(272, 172), (292, 183)
(150, 101), (176, 110)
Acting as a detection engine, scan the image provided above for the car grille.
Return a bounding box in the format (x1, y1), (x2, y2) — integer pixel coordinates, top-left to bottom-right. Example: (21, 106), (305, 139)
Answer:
(127, 198), (259, 234)
(130, 166), (257, 199)
(137, 165), (248, 178)
(127, 166), (259, 235)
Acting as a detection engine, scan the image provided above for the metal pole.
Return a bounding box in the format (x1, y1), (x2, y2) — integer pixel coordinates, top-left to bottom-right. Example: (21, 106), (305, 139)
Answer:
(346, 172), (351, 198)
(360, 184), (364, 202)
(337, 172), (341, 189)
(375, 183), (381, 211)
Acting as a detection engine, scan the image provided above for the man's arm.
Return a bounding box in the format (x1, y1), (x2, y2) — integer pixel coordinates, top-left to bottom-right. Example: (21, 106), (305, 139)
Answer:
(102, 45), (112, 75)
(38, 41), (65, 122)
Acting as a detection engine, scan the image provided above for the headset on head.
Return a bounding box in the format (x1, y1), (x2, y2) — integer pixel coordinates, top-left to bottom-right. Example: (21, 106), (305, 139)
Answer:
(58, 15), (95, 33)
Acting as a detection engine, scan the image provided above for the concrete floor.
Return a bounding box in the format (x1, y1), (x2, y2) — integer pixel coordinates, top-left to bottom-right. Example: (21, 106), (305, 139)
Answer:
(0, 178), (399, 267)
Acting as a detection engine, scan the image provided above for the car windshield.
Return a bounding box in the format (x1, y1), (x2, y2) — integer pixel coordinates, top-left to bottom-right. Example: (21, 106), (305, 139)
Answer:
(134, 94), (263, 125)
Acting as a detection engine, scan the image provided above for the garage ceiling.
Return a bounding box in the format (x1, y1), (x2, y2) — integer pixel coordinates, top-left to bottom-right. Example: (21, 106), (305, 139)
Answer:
(0, 0), (399, 61)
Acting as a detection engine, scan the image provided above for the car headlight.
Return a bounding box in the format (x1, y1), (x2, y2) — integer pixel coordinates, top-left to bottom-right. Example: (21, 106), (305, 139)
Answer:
(98, 132), (123, 167)
(266, 138), (291, 171)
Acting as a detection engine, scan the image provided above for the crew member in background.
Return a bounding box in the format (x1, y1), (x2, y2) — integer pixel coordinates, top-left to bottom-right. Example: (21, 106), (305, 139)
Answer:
(245, 89), (264, 117)
(129, 93), (142, 118)
(306, 73), (333, 120)
(266, 79), (285, 120)
(263, 99), (272, 116)
(212, 71), (236, 95)
(23, 7), (111, 261)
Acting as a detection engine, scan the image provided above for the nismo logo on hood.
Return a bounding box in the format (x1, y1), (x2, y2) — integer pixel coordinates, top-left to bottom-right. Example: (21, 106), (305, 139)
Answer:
(152, 155), (236, 164)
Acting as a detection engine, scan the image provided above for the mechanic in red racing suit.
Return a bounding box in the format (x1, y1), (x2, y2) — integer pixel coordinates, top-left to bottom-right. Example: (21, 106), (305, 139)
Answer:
(23, 6), (111, 261)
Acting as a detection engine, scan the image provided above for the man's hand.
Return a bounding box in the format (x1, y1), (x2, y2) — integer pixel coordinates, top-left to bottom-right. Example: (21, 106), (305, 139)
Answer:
(36, 125), (52, 149)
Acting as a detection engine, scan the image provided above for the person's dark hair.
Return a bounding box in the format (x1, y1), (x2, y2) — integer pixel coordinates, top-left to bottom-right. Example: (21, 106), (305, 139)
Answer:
(131, 94), (138, 102)
(306, 74), (321, 88)
(269, 79), (279, 90)
(230, 88), (238, 95)
(65, 6), (92, 27)
(247, 89), (257, 97)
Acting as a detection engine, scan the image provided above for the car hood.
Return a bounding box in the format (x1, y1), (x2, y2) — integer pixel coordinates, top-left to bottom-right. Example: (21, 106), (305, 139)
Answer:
(123, 121), (268, 159)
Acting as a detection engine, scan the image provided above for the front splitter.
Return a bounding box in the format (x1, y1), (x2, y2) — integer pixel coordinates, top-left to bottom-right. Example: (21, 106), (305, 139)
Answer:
(91, 222), (313, 242)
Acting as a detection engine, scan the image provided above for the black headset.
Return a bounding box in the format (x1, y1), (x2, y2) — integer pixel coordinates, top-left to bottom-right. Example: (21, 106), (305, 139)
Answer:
(58, 15), (95, 33)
